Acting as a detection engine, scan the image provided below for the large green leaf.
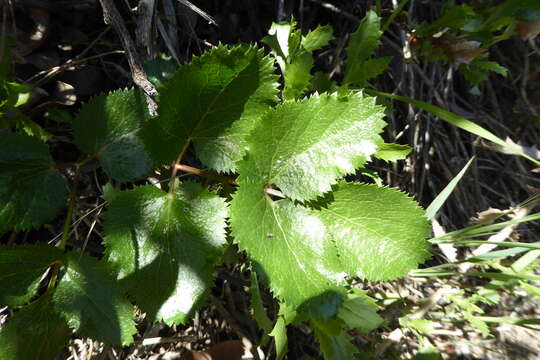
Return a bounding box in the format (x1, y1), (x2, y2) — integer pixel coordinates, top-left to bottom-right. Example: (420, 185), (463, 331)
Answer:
(52, 252), (136, 345)
(318, 183), (431, 281)
(238, 93), (385, 202)
(230, 182), (346, 317)
(142, 44), (279, 172)
(344, 10), (382, 84)
(0, 244), (64, 307)
(0, 294), (71, 360)
(73, 88), (152, 182)
(0, 133), (68, 232)
(103, 182), (228, 325)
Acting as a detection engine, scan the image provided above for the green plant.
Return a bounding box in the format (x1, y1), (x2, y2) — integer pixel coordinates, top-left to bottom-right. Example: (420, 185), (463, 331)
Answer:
(407, 0), (540, 91)
(0, 30), (433, 358)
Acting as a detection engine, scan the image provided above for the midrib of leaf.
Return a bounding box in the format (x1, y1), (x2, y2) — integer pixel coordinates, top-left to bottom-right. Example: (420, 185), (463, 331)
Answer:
(269, 199), (307, 276)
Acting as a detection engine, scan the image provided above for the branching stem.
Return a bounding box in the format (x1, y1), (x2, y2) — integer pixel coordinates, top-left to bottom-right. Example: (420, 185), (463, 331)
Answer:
(174, 164), (237, 184)
(168, 139), (191, 195)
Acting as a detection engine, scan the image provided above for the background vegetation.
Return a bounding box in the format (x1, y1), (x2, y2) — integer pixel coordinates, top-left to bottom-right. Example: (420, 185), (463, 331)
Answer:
(1, 0), (540, 359)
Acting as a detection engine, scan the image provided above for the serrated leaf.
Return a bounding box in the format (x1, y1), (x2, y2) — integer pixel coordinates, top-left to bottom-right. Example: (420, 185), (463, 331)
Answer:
(142, 44), (279, 172)
(0, 294), (71, 360)
(0, 132), (68, 232)
(345, 56), (392, 86)
(344, 11), (382, 83)
(239, 93), (385, 202)
(374, 142), (412, 162)
(318, 183), (431, 281)
(73, 88), (152, 182)
(337, 291), (384, 334)
(0, 244), (64, 307)
(283, 52), (313, 100)
(52, 252), (136, 345)
(103, 182), (227, 325)
(302, 25), (333, 52)
(230, 182), (346, 317)
(312, 319), (358, 360)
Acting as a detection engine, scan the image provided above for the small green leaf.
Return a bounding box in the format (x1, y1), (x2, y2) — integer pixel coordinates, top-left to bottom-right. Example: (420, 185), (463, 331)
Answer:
(239, 93), (385, 202)
(142, 44), (279, 172)
(270, 317), (288, 360)
(230, 182), (346, 317)
(104, 182), (228, 325)
(400, 317), (434, 334)
(0, 133), (68, 232)
(318, 183), (431, 281)
(312, 319), (358, 360)
(311, 71), (335, 93)
(302, 25), (333, 52)
(52, 252), (136, 345)
(0, 294), (71, 360)
(473, 60), (508, 76)
(0, 244), (64, 307)
(73, 88), (152, 182)
(374, 142), (412, 162)
(250, 271), (273, 333)
(1, 81), (34, 109)
(338, 290), (384, 334)
(344, 11), (382, 83)
(283, 52), (313, 100)
(345, 56), (392, 86)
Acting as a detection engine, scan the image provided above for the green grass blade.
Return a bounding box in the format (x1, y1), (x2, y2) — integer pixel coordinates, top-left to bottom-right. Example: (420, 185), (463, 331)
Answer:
(372, 91), (540, 165)
(426, 157), (475, 220)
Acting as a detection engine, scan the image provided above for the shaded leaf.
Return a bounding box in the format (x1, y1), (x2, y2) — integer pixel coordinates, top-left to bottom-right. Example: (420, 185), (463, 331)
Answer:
(250, 271), (273, 333)
(104, 182), (227, 325)
(0, 244), (64, 307)
(312, 319), (358, 360)
(0, 133), (68, 232)
(318, 183), (431, 281)
(239, 93), (385, 202)
(142, 44), (278, 172)
(338, 290), (384, 334)
(52, 252), (136, 345)
(344, 11), (382, 83)
(0, 294), (71, 360)
(73, 88), (152, 182)
(345, 56), (392, 86)
(230, 182), (346, 317)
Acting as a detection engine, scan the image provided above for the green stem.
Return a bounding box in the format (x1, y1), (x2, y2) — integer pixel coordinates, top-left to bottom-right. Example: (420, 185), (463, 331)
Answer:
(381, 0), (409, 33)
(58, 166), (81, 251)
